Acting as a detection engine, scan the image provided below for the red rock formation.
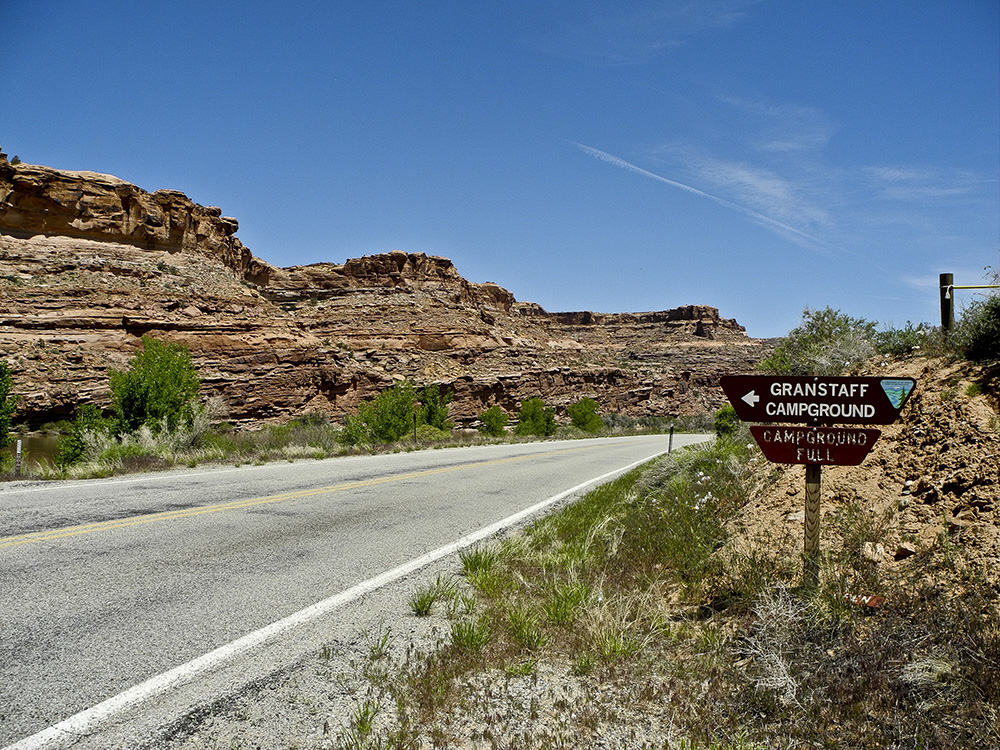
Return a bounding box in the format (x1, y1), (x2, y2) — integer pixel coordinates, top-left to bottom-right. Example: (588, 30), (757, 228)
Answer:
(0, 151), (770, 427)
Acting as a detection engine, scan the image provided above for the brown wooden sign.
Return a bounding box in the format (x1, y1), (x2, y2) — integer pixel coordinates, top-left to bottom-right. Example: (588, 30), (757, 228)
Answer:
(749, 425), (881, 465)
(721, 373), (916, 589)
(720, 375), (915, 425)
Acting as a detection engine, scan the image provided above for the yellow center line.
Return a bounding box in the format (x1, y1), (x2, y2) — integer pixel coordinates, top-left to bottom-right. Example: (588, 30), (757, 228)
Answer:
(0, 444), (598, 550)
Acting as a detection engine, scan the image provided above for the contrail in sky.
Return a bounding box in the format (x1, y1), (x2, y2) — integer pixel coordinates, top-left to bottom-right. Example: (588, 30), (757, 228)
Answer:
(573, 142), (843, 255)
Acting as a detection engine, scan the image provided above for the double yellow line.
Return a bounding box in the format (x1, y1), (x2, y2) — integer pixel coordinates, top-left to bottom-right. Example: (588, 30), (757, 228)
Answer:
(0, 445), (592, 550)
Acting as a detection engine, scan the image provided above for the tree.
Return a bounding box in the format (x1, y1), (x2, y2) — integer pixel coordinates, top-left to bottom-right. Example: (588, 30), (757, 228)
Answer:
(0, 360), (18, 451)
(567, 397), (603, 433)
(417, 383), (453, 431)
(342, 380), (418, 444)
(514, 397), (556, 437)
(109, 337), (201, 434)
(477, 405), (508, 437)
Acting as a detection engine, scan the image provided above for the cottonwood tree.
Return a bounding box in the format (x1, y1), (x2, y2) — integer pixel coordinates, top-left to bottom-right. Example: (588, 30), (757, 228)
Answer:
(0, 360), (17, 452)
(109, 337), (201, 434)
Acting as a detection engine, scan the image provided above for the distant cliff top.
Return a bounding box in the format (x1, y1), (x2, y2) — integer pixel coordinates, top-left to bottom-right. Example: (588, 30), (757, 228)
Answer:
(1, 152), (768, 426)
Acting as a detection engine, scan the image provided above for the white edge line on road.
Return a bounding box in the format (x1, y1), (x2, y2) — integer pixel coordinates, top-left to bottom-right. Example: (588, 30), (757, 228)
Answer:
(4, 449), (672, 750)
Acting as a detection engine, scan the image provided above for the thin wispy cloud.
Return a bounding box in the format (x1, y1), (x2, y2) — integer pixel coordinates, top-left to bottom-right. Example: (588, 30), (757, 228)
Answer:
(573, 142), (855, 258)
(716, 95), (837, 153)
(539, 1), (758, 66)
(862, 166), (994, 202)
(686, 152), (832, 228)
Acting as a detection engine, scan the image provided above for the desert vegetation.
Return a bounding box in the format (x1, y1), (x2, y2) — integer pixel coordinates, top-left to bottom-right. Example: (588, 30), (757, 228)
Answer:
(318, 422), (998, 748)
(758, 274), (1000, 376)
(308, 299), (999, 750)
(0, 360), (17, 471)
(3, 341), (703, 480)
(5, 284), (999, 481)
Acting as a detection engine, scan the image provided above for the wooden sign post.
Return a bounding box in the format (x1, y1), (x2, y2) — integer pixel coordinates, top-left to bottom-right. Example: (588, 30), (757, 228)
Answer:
(804, 464), (821, 588)
(721, 375), (916, 588)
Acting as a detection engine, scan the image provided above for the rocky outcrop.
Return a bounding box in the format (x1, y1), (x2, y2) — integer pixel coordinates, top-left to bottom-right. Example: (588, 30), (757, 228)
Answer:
(0, 151), (771, 427)
(267, 251), (516, 312)
(0, 156), (273, 285)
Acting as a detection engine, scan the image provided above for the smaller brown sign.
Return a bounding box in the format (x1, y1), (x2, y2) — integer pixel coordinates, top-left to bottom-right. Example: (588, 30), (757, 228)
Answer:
(750, 425), (881, 465)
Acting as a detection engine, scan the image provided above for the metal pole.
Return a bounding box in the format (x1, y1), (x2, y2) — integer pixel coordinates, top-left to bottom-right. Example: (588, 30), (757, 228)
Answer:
(940, 272), (954, 333)
(668, 425), (674, 453)
(803, 464), (821, 589)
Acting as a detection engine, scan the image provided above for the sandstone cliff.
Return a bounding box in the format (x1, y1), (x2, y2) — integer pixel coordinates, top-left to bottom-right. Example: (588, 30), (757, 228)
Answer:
(0, 151), (770, 427)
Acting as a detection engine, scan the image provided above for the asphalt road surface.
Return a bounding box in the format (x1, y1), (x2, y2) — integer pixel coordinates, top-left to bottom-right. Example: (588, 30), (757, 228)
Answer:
(0, 434), (708, 749)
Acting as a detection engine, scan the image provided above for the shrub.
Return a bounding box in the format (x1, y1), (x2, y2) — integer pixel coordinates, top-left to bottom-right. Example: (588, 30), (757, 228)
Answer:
(55, 404), (111, 467)
(415, 423), (451, 441)
(361, 380), (417, 442)
(713, 404), (740, 438)
(477, 405), (508, 437)
(873, 321), (936, 357)
(417, 384), (454, 431)
(954, 295), (1000, 362)
(758, 307), (877, 375)
(514, 397), (556, 437)
(341, 380), (417, 445)
(567, 397), (603, 433)
(0, 360), (17, 452)
(109, 336), (201, 434)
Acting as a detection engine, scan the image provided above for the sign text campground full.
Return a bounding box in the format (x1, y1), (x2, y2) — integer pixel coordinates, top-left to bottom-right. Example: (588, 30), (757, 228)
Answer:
(749, 426), (881, 465)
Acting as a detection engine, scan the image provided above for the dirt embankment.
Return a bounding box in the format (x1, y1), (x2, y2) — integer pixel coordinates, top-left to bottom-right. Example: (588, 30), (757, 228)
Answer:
(731, 356), (999, 587)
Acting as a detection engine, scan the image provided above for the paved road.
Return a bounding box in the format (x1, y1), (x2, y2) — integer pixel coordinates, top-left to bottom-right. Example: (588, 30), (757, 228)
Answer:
(0, 435), (708, 748)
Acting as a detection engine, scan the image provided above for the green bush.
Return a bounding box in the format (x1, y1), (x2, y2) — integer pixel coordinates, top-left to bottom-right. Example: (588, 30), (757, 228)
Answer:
(415, 423), (451, 441)
(954, 295), (1000, 362)
(873, 321), (936, 357)
(567, 397), (603, 433)
(713, 404), (740, 438)
(416, 383), (454, 430)
(758, 307), (877, 375)
(109, 336), (201, 434)
(477, 405), (509, 437)
(341, 380), (418, 445)
(55, 404), (110, 467)
(0, 360), (17, 451)
(514, 397), (556, 437)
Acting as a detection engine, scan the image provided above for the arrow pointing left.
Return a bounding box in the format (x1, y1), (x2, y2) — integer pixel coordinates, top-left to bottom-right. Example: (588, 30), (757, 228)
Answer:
(742, 390), (760, 408)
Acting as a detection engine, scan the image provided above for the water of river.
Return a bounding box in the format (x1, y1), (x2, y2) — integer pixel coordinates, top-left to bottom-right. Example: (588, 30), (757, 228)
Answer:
(3, 432), (59, 469)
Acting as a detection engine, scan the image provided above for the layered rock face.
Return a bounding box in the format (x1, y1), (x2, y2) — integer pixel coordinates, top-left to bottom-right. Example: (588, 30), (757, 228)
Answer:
(0, 152), (770, 427)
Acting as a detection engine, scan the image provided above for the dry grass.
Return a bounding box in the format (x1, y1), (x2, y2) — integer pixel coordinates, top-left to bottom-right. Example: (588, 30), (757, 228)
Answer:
(327, 432), (1000, 750)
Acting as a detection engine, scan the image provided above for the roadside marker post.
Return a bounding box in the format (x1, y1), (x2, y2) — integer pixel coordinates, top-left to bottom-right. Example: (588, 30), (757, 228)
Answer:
(721, 375), (916, 588)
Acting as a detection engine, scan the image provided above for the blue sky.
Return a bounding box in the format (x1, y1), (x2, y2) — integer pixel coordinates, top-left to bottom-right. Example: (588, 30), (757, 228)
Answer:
(2, 1), (997, 338)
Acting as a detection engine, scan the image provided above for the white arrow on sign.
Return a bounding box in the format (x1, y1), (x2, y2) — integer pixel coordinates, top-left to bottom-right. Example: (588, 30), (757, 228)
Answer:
(742, 390), (760, 407)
